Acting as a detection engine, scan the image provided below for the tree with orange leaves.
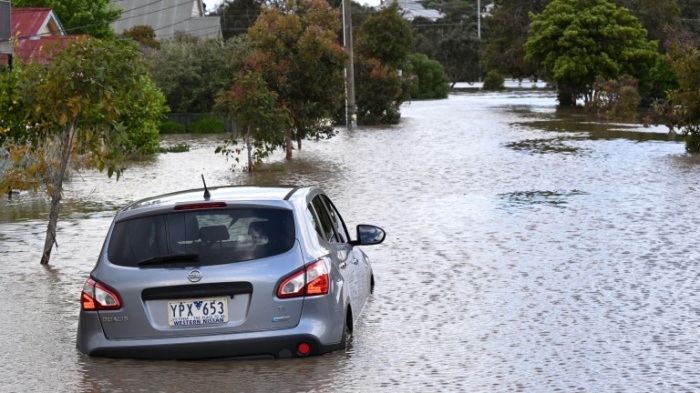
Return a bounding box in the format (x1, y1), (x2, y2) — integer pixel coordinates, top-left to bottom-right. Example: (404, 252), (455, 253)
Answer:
(241, 0), (348, 160)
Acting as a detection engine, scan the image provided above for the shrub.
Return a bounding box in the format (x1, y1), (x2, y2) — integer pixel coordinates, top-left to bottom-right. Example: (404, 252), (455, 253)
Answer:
(407, 53), (450, 99)
(158, 120), (186, 134)
(482, 70), (505, 91)
(587, 75), (641, 121)
(187, 116), (226, 134)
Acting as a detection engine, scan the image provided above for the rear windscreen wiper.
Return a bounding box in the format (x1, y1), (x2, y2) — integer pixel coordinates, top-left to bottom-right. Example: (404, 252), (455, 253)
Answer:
(137, 253), (200, 266)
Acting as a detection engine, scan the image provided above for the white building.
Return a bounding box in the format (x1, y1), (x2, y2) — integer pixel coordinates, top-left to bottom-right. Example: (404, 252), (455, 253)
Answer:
(377, 0), (445, 21)
(110, 0), (221, 40)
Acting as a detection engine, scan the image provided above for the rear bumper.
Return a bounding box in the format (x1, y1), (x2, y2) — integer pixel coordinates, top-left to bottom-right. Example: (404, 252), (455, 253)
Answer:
(76, 313), (343, 360)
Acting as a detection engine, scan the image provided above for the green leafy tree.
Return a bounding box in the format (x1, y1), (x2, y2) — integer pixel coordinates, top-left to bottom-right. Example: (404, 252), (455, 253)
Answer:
(0, 67), (32, 146)
(352, 3), (415, 125)
(481, 0), (547, 80)
(524, 0), (659, 105)
(147, 35), (244, 113)
(411, 5), (481, 87)
(12, 0), (121, 39)
(215, 65), (290, 171)
(120, 76), (168, 154)
(438, 0), (477, 20)
(613, 0), (680, 44)
(122, 25), (161, 49)
(406, 53), (449, 99)
(356, 3), (415, 69)
(245, 0), (348, 160)
(0, 37), (167, 265)
(435, 23), (481, 87)
(412, 29), (438, 59)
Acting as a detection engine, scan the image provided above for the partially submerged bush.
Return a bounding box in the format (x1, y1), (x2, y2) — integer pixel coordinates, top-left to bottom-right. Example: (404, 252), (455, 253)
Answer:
(407, 53), (449, 99)
(159, 142), (190, 153)
(482, 70), (505, 91)
(587, 75), (641, 121)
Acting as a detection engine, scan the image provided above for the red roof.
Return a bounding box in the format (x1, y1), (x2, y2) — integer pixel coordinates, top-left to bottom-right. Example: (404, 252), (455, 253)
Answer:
(1, 7), (81, 66)
(11, 8), (63, 38)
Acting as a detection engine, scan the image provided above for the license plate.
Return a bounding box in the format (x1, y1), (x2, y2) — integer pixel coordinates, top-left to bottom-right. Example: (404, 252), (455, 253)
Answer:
(168, 297), (229, 326)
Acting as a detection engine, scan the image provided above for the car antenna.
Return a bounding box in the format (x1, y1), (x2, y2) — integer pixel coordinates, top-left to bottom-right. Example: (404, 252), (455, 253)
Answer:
(201, 174), (211, 200)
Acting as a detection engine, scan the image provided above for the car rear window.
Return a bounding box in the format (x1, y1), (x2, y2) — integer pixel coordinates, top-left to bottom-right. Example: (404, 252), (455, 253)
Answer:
(107, 208), (295, 267)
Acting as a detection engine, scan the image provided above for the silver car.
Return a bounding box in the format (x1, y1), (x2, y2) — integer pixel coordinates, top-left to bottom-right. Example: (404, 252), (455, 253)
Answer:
(76, 185), (385, 359)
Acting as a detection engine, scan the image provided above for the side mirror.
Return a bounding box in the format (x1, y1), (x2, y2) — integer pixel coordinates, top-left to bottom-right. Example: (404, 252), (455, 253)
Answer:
(351, 224), (386, 246)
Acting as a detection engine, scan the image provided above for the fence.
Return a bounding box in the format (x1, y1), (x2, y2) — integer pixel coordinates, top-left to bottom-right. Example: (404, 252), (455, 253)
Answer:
(166, 113), (237, 133)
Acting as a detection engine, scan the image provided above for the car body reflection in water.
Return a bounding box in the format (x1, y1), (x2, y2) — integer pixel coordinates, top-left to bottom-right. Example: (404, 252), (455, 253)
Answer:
(2, 89), (699, 392)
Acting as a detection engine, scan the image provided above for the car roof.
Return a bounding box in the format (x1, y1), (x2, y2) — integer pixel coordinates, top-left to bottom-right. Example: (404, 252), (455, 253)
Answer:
(120, 185), (313, 215)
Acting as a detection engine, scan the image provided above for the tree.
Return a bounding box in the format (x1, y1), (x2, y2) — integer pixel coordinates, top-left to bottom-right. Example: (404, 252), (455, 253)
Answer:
(410, 4), (481, 87)
(147, 35), (244, 113)
(481, 0), (547, 80)
(12, 0), (121, 39)
(245, 0), (348, 160)
(352, 3), (415, 125)
(524, 0), (659, 105)
(0, 37), (167, 264)
(215, 0), (264, 40)
(122, 25), (161, 49)
(356, 3), (415, 69)
(120, 76), (168, 155)
(679, 0), (700, 38)
(613, 0), (680, 45)
(215, 65), (290, 171)
(435, 23), (481, 87)
(0, 67), (32, 146)
(664, 27), (700, 152)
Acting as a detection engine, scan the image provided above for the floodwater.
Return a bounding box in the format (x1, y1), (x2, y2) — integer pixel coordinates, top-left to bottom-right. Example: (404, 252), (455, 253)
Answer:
(2, 89), (699, 392)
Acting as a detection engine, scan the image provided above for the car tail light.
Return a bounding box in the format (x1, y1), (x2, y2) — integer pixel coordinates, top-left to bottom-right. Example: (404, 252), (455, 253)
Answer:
(81, 278), (121, 311)
(277, 260), (329, 298)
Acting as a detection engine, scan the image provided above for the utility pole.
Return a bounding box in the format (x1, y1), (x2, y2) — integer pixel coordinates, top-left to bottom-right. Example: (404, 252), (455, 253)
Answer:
(477, 0), (481, 82)
(0, 0), (12, 68)
(477, 0), (481, 39)
(342, 0), (357, 129)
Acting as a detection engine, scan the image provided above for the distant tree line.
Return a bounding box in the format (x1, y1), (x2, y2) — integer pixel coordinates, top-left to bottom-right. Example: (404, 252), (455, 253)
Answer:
(4, 0), (700, 266)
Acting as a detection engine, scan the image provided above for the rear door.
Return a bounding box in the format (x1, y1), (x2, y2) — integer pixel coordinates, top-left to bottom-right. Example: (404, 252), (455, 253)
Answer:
(94, 205), (306, 340)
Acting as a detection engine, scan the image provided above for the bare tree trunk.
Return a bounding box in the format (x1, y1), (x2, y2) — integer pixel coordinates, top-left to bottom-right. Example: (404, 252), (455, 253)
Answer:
(285, 128), (293, 160)
(297, 139), (302, 150)
(246, 127), (252, 173)
(40, 122), (75, 265)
